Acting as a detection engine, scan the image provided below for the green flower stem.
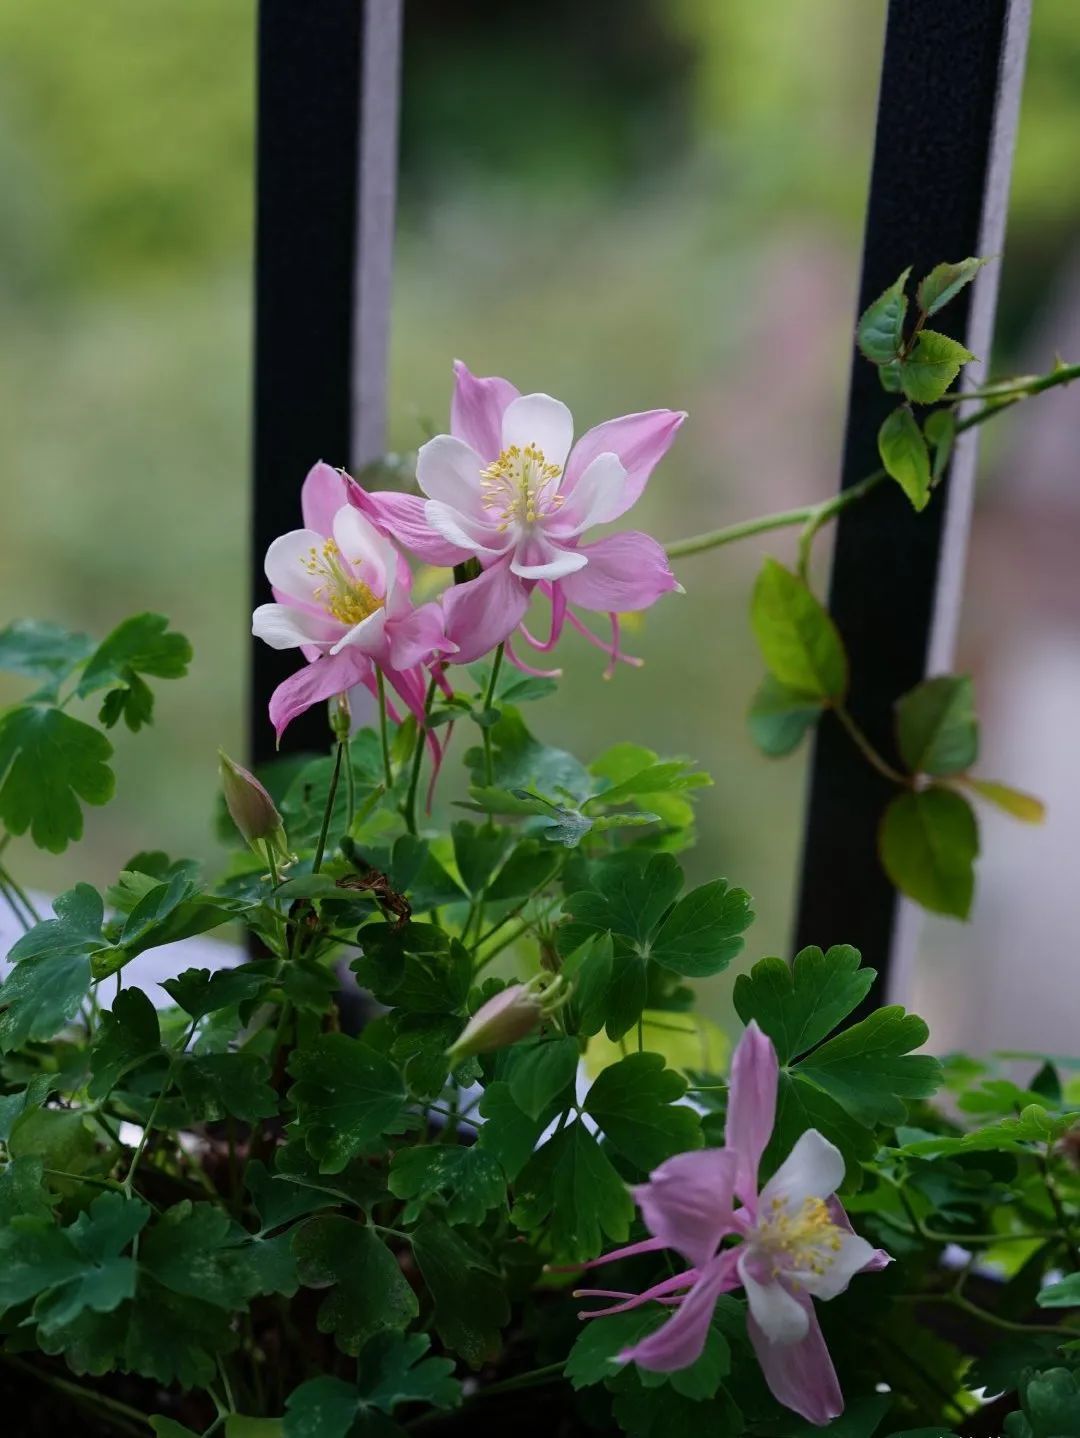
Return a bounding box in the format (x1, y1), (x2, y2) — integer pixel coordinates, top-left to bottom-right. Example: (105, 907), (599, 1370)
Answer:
(0, 859), (40, 927)
(375, 667), (394, 790)
(944, 361), (1080, 407)
(0, 867), (32, 932)
(343, 738), (356, 830)
(0, 1354), (153, 1434)
(1040, 1152), (1080, 1270)
(832, 703), (910, 786)
(404, 676), (439, 836)
(470, 1361), (566, 1399)
(312, 740), (345, 878)
(123, 1020), (197, 1202)
(897, 1290), (1068, 1339)
(481, 644), (505, 789)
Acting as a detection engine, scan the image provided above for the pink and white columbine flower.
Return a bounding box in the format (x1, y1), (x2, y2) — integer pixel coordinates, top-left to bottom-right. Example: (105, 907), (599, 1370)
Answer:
(574, 1021), (889, 1426)
(363, 362), (684, 670)
(252, 462), (454, 741)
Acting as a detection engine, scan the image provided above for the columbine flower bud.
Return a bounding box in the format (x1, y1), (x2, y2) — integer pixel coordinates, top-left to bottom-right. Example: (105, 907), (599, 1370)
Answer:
(447, 980), (550, 1063)
(219, 750), (288, 859)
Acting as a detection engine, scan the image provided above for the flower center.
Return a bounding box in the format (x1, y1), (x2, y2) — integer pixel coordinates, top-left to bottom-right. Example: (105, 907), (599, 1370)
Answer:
(755, 1195), (843, 1278)
(479, 443), (565, 531)
(302, 539), (383, 627)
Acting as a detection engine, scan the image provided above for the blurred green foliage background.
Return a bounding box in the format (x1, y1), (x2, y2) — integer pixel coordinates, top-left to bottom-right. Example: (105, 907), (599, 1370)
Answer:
(1, 0), (1078, 992)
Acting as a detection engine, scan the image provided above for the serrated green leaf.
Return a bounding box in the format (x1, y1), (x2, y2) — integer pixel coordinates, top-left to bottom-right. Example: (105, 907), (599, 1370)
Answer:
(649, 878), (753, 978)
(857, 268), (911, 364)
(388, 1145), (506, 1226)
(283, 1379), (361, 1438)
(748, 674), (824, 757)
(292, 1216), (417, 1355)
(141, 1200), (289, 1309)
(751, 558), (847, 701)
(584, 1052), (701, 1169)
(287, 1034), (407, 1173)
(511, 1120), (634, 1261)
(733, 945), (874, 1064)
(0, 884), (104, 1050)
(76, 613), (192, 730)
(161, 963), (272, 1019)
(896, 675), (978, 776)
(507, 1037), (579, 1120)
(797, 1006), (942, 1125)
(411, 1219), (509, 1367)
(476, 1081), (553, 1182)
(899, 331), (975, 405)
(0, 706), (114, 851)
(878, 406), (932, 511)
(879, 785), (978, 918)
(766, 1071), (876, 1190)
(916, 257), (988, 317)
(356, 1329), (461, 1414)
(33, 1192), (150, 1335)
(451, 820), (509, 895)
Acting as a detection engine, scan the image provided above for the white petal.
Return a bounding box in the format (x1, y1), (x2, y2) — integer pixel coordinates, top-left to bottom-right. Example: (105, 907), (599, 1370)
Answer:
(252, 603), (338, 651)
(549, 452), (627, 537)
(789, 1231), (878, 1302)
(332, 505), (391, 599)
(738, 1252), (809, 1346)
(264, 529), (330, 605)
(501, 393), (574, 470)
(328, 608), (387, 656)
(416, 434), (489, 520)
(509, 537), (589, 581)
(424, 499), (510, 557)
(760, 1130), (845, 1211)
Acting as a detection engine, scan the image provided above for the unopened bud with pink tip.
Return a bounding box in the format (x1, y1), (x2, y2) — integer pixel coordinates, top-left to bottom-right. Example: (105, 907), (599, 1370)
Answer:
(447, 976), (566, 1062)
(219, 750), (290, 862)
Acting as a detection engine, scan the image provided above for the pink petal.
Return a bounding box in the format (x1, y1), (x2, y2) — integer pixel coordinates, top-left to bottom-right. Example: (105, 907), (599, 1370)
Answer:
(441, 560), (530, 664)
(268, 650), (369, 744)
(619, 1251), (739, 1373)
(518, 584), (567, 653)
(301, 461), (349, 537)
(450, 359), (519, 463)
(386, 602), (457, 670)
(727, 1021), (779, 1208)
(631, 1148), (738, 1268)
(357, 489), (469, 568)
(747, 1292), (844, 1426)
(563, 409), (686, 515)
(576, 1267), (698, 1319)
(826, 1197), (892, 1272)
(557, 531), (677, 613)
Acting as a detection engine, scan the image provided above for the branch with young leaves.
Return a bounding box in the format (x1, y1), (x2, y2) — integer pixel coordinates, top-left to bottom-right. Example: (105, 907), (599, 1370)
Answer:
(665, 256), (1071, 918)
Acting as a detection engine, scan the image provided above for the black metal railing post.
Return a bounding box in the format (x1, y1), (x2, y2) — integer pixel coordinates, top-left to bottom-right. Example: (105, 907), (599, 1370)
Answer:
(793, 0), (1032, 1006)
(250, 0), (403, 766)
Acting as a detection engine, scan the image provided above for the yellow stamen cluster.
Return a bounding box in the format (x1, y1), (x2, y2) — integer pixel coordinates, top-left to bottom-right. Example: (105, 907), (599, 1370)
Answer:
(302, 538), (383, 627)
(479, 442), (565, 531)
(756, 1195), (843, 1279)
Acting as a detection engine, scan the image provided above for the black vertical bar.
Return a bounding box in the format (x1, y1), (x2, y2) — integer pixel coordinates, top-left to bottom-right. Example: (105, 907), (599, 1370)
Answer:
(793, 0), (1031, 1003)
(250, 2), (363, 763)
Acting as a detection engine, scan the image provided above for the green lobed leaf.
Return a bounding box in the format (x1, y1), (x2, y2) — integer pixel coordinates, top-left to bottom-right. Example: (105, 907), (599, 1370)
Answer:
(649, 877), (753, 978)
(464, 706), (591, 802)
(450, 820), (509, 895)
(411, 1219), (510, 1367)
(0, 706), (114, 851)
(292, 1216), (418, 1355)
(898, 331), (975, 405)
(287, 1034), (408, 1173)
(178, 1052), (278, 1123)
(0, 884), (105, 1051)
(856, 267), (911, 364)
(0, 619), (94, 690)
(878, 406), (932, 511)
(88, 986), (162, 1098)
(879, 785), (979, 918)
(32, 1193), (150, 1335)
(750, 558), (847, 701)
(511, 1119), (634, 1261)
(284, 1330), (459, 1437)
(748, 674), (824, 757)
(476, 1080), (555, 1182)
(733, 945), (874, 1064)
(388, 1145), (506, 1226)
(567, 1306), (730, 1400)
(916, 257), (989, 317)
(584, 1052), (702, 1170)
(140, 1200), (295, 1308)
(796, 1006), (942, 1126)
(161, 963), (273, 1019)
(77, 612), (192, 731)
(507, 1036), (580, 1120)
(896, 675), (978, 776)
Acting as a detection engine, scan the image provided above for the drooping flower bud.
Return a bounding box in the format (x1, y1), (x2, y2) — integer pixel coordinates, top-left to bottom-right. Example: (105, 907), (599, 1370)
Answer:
(447, 980), (551, 1062)
(219, 750), (289, 860)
